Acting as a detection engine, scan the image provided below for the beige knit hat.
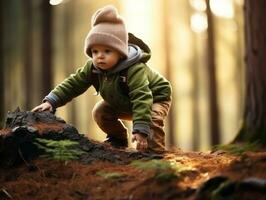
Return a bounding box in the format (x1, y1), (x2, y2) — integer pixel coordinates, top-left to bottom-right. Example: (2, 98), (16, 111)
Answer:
(84, 5), (128, 58)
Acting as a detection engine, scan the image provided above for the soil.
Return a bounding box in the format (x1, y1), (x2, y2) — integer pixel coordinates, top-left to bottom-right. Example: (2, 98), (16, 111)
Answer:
(1, 110), (266, 200)
(1, 148), (266, 200)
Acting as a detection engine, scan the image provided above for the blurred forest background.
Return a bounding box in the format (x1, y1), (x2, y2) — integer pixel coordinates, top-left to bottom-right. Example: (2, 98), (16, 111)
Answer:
(0, 0), (245, 151)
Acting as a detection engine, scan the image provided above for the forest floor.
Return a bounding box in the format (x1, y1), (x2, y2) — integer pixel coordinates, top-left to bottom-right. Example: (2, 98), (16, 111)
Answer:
(1, 145), (266, 200)
(1, 110), (266, 200)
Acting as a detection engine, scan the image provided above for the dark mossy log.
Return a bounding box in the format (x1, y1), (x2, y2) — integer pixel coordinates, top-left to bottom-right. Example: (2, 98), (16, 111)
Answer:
(0, 108), (162, 168)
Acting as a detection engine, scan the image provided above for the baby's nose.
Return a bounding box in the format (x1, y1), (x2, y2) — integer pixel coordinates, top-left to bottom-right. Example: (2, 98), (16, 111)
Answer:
(97, 52), (105, 58)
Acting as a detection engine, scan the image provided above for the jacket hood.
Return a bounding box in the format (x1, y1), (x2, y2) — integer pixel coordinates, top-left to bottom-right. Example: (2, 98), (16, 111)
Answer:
(92, 33), (151, 75)
(128, 32), (151, 63)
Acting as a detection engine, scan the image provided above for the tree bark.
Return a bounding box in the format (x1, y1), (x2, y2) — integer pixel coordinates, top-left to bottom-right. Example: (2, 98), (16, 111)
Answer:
(206, 0), (221, 145)
(234, 0), (266, 146)
(0, 109), (158, 167)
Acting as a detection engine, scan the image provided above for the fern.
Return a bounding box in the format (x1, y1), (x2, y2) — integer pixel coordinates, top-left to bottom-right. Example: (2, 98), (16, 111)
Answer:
(34, 138), (85, 164)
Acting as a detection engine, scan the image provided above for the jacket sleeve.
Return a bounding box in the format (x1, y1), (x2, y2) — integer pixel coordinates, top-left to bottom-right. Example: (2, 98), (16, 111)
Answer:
(127, 63), (152, 137)
(43, 61), (93, 108)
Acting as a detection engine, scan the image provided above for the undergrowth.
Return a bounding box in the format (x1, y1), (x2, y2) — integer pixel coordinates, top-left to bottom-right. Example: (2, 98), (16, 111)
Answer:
(96, 171), (126, 180)
(213, 141), (261, 155)
(34, 138), (85, 165)
(131, 159), (195, 181)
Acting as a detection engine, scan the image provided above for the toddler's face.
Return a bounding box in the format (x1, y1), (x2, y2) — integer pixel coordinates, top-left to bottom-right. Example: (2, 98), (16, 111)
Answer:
(91, 45), (121, 70)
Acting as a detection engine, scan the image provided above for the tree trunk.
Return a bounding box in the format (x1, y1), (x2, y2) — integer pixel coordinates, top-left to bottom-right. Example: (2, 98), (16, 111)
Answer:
(187, 0), (201, 151)
(206, 0), (221, 145)
(0, 0), (4, 127)
(234, 0), (266, 146)
(23, 0), (33, 110)
(191, 33), (201, 151)
(64, 2), (76, 125)
(162, 0), (176, 148)
(0, 109), (156, 168)
(41, 0), (53, 98)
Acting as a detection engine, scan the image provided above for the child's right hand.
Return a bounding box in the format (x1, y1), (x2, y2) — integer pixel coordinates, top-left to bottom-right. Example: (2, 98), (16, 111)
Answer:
(31, 101), (53, 112)
(132, 132), (148, 152)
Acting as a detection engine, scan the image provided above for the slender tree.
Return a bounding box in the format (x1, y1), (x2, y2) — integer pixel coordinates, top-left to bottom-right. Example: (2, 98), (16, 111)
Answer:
(41, 0), (53, 98)
(191, 33), (201, 150)
(234, 0), (266, 146)
(64, 2), (76, 125)
(0, 0), (4, 126)
(23, 0), (33, 110)
(187, 0), (201, 150)
(206, 0), (221, 145)
(162, 0), (176, 148)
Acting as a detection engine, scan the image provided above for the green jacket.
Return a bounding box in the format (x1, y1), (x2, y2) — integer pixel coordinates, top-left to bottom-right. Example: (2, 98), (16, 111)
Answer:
(44, 33), (172, 136)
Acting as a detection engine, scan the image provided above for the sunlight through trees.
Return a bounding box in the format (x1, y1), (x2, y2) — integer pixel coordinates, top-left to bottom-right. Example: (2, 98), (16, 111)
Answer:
(1, 0), (245, 151)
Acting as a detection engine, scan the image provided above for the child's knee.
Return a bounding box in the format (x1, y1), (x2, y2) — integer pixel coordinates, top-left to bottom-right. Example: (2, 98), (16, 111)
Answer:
(92, 101), (117, 123)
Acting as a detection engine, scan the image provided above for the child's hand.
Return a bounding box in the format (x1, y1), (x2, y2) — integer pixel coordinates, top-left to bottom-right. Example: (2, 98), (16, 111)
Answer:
(32, 101), (53, 112)
(132, 132), (148, 151)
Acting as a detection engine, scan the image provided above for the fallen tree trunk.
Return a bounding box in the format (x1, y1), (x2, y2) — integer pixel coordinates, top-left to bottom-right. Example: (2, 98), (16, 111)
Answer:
(0, 108), (160, 168)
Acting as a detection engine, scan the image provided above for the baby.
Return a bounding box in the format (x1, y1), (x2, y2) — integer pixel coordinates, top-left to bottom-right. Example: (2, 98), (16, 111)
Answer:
(33, 5), (172, 152)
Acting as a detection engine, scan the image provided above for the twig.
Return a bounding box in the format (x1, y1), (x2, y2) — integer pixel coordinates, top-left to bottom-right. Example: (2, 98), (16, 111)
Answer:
(1, 188), (13, 199)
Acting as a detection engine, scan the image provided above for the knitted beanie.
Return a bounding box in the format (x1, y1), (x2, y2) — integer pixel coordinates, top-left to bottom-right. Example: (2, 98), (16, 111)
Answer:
(84, 5), (128, 58)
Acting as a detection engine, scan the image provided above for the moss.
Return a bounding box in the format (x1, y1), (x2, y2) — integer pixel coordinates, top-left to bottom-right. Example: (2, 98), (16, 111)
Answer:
(131, 159), (195, 182)
(96, 171), (126, 180)
(130, 159), (173, 171)
(213, 142), (261, 155)
(233, 120), (266, 147)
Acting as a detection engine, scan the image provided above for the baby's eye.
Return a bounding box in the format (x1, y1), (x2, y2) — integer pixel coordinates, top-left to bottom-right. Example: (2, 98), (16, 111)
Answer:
(105, 49), (112, 54)
(91, 49), (98, 54)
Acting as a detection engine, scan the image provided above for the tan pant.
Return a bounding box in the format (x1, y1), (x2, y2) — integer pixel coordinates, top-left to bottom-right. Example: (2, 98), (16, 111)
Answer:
(92, 100), (171, 152)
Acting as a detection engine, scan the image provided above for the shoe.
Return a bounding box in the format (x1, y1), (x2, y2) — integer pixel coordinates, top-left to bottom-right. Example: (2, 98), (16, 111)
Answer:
(104, 136), (128, 148)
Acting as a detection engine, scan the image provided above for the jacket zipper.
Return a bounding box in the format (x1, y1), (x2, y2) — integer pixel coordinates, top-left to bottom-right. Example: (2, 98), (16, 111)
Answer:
(104, 72), (108, 81)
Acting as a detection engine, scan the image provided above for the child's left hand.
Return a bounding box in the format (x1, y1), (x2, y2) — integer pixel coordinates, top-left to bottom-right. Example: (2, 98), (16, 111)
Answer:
(132, 132), (148, 151)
